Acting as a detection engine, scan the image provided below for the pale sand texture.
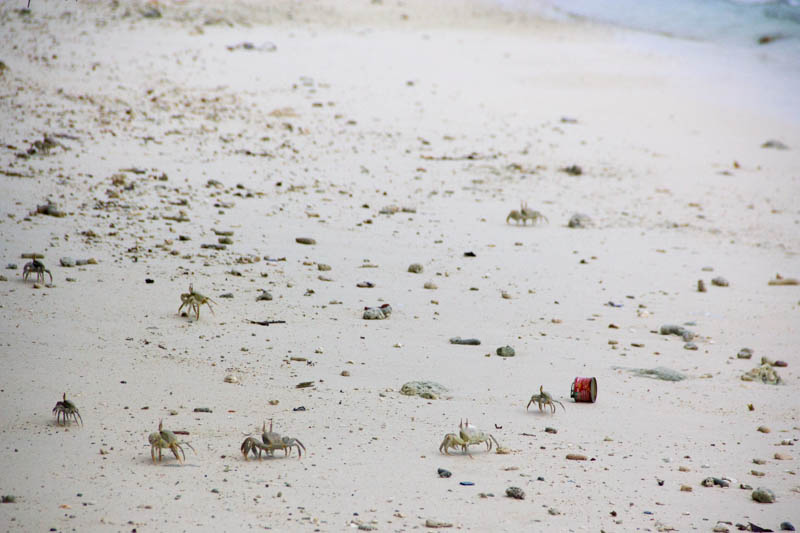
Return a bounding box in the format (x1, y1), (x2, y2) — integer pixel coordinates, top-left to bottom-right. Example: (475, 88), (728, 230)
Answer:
(1, 0), (799, 531)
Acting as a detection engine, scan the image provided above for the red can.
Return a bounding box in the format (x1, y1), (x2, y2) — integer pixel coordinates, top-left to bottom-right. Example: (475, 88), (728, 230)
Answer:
(570, 377), (597, 403)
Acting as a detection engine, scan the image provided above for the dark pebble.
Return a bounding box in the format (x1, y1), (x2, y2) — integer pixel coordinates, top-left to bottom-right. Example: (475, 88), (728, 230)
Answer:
(459, 481), (474, 486)
(537, 476), (545, 481)
(145, 278), (154, 284)
(464, 251), (476, 257)
(505, 486), (525, 499)
(193, 407), (212, 413)
(781, 522), (795, 531)
(437, 468), (452, 478)
(293, 406), (306, 411)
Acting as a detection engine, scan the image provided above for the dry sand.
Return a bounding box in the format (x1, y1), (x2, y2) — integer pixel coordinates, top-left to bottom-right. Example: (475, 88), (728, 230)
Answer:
(1, 0), (799, 531)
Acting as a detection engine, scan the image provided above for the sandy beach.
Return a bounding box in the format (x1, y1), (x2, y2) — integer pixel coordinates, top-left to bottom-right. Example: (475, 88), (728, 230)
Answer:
(1, 0), (798, 531)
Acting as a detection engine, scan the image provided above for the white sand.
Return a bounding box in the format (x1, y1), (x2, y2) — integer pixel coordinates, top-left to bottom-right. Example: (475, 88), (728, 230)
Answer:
(1, 0), (798, 531)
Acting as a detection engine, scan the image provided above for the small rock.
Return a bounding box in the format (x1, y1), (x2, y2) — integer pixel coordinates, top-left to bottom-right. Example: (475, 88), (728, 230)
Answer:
(752, 487), (776, 503)
(0, 275), (6, 282)
(753, 458), (767, 465)
(340, 370), (350, 377)
(423, 281), (437, 290)
(223, 375), (239, 384)
(60, 257), (75, 267)
(219, 292), (233, 298)
(737, 348), (753, 359)
(757, 425), (771, 433)
(317, 263), (331, 271)
(659, 324), (695, 341)
(408, 263), (423, 273)
(449, 337), (481, 346)
(437, 468), (452, 478)
(400, 381), (448, 400)
(567, 213), (592, 228)
(680, 485), (693, 492)
(424, 519), (453, 528)
(545, 427), (557, 434)
(357, 281), (375, 288)
(740, 483), (753, 490)
(295, 237), (316, 245)
(505, 487), (525, 500)
(566, 453), (587, 461)
(496, 345), (515, 357)
(762, 139), (789, 150)
(548, 507), (560, 516)
(193, 407), (212, 413)
(459, 481), (474, 486)
(711, 276), (729, 287)
(751, 470), (765, 477)
(295, 381), (314, 389)
(774, 453), (793, 460)
(741, 364), (782, 385)
(697, 279), (706, 292)
(780, 522), (795, 531)
(256, 291), (273, 301)
(684, 342), (698, 350)
(702, 477), (715, 487)
(561, 165), (582, 176)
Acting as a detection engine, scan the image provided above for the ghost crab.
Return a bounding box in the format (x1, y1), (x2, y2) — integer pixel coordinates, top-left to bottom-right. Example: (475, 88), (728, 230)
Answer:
(506, 202), (548, 226)
(241, 419), (306, 461)
(23, 259), (53, 285)
(439, 419), (502, 458)
(178, 283), (216, 320)
(526, 385), (565, 414)
(148, 419), (195, 464)
(52, 392), (82, 426)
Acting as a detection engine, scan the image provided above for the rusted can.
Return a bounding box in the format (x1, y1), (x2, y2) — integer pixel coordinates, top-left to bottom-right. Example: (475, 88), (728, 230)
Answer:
(570, 377), (597, 403)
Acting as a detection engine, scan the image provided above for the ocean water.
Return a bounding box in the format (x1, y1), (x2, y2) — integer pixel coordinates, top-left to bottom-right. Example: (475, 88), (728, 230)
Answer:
(496, 0), (800, 46)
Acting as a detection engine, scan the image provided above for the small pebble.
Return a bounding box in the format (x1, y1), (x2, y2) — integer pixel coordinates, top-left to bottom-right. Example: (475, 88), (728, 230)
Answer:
(424, 519), (453, 529)
(711, 276), (729, 287)
(318, 263), (331, 271)
(548, 508), (560, 516)
(60, 257), (75, 267)
(738, 348), (753, 359)
(424, 281), (437, 290)
(757, 425), (771, 433)
(753, 458), (766, 465)
(194, 407), (212, 413)
(459, 481), (474, 486)
(780, 522), (795, 531)
(697, 279), (706, 292)
(567, 213), (592, 228)
(437, 468), (452, 478)
(363, 307), (386, 320)
(505, 486), (525, 500)
(256, 291), (273, 301)
(684, 342), (698, 350)
(751, 487), (776, 503)
(680, 485), (693, 492)
(496, 345), (515, 357)
(408, 263), (423, 273)
(295, 381), (314, 389)
(223, 375), (239, 384)
(545, 427), (557, 434)
(751, 470), (765, 477)
(774, 453), (793, 460)
(449, 337), (481, 346)
(295, 237), (316, 245)
(702, 477), (715, 487)
(340, 370), (350, 377)
(566, 453), (587, 461)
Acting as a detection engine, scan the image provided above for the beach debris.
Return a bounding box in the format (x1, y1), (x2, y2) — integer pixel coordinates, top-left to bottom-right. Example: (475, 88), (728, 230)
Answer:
(527, 385), (565, 413)
(568, 213), (593, 228)
(697, 279), (706, 292)
(224, 375), (239, 384)
(248, 319), (286, 326)
(561, 164), (582, 176)
(149, 420), (194, 464)
(295, 237), (316, 245)
(659, 324), (695, 342)
(737, 348), (753, 359)
(295, 381), (314, 389)
(566, 453), (587, 461)
(506, 202), (548, 225)
(363, 304), (391, 320)
(53, 393), (82, 426)
(752, 487), (776, 503)
(408, 263), (423, 273)
(761, 139), (789, 149)
(625, 367), (687, 382)
(768, 274), (799, 286)
(505, 486), (525, 500)
(178, 284), (215, 320)
(400, 381), (448, 399)
(23, 259), (53, 285)
(496, 345), (515, 357)
(256, 290), (273, 301)
(741, 364), (782, 385)
(437, 468), (452, 478)
(357, 281), (375, 288)
(193, 407), (212, 413)
(711, 276), (729, 287)
(439, 419), (500, 457)
(449, 337), (481, 345)
(424, 519), (453, 528)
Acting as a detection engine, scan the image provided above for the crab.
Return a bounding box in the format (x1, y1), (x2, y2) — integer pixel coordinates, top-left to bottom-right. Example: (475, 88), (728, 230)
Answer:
(148, 419), (195, 464)
(241, 419), (306, 460)
(52, 392), (82, 426)
(439, 419), (501, 458)
(506, 202), (548, 226)
(23, 259), (53, 285)
(526, 385), (565, 414)
(178, 283), (215, 320)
